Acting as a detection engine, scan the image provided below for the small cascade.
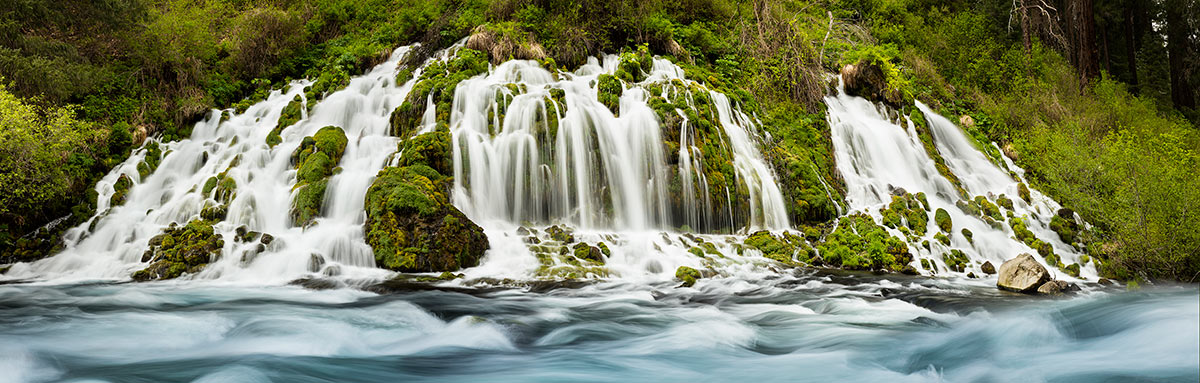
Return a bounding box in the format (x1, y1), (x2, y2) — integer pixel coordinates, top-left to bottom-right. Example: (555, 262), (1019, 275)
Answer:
(825, 85), (1095, 279)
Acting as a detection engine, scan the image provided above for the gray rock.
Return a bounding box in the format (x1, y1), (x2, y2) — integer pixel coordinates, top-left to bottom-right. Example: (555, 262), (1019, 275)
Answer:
(997, 253), (1051, 293)
(1036, 280), (1069, 294)
(981, 261), (996, 275)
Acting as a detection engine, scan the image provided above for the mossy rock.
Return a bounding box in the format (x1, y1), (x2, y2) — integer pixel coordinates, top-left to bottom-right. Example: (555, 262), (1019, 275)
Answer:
(934, 208), (952, 232)
(744, 230), (809, 265)
(816, 213), (912, 272)
(290, 126), (347, 226)
(268, 95), (306, 147)
(942, 249), (969, 272)
(675, 266), (702, 287)
(597, 74), (622, 115)
(132, 219), (223, 281)
(364, 131), (489, 272)
(110, 174), (133, 206)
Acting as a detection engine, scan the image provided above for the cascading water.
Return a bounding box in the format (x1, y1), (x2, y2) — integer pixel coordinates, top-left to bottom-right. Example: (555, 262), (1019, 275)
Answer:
(825, 83), (1095, 279)
(4, 44), (794, 283)
(448, 54), (788, 232)
(5, 47), (421, 282)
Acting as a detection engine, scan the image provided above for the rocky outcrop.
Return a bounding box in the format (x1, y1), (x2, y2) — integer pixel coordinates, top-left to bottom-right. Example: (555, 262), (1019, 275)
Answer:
(364, 130), (489, 272)
(997, 253), (1051, 293)
(133, 220), (223, 281)
(840, 60), (906, 107)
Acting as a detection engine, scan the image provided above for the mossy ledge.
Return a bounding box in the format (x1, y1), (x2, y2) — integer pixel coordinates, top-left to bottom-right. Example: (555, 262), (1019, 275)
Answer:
(290, 126), (348, 226)
(364, 130), (489, 272)
(132, 219), (223, 281)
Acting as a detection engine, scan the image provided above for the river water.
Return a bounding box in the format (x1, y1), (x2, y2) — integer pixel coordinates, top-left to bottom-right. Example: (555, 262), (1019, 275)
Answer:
(1, 277), (1195, 382)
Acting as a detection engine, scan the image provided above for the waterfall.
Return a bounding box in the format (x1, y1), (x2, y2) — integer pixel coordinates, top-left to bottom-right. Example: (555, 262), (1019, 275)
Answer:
(5, 44), (792, 282)
(825, 85), (1095, 279)
(448, 55), (788, 232)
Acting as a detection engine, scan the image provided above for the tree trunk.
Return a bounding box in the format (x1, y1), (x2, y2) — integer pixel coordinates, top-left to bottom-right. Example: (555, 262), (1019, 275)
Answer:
(1123, 4), (1139, 87)
(1165, 0), (1196, 109)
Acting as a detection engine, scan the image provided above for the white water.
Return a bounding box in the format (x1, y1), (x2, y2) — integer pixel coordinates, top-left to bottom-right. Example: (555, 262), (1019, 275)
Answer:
(4, 44), (793, 283)
(825, 86), (1095, 279)
(449, 55), (787, 232)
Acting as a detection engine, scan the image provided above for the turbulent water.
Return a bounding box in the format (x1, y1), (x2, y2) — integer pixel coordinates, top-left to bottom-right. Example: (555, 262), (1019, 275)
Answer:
(2, 44), (1197, 382)
(1, 279), (1196, 382)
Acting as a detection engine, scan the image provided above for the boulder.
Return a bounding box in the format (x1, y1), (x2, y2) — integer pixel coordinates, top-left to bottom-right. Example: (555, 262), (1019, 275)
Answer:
(132, 219), (223, 281)
(840, 61), (905, 107)
(981, 261), (997, 275)
(364, 131), (490, 272)
(997, 253), (1051, 293)
(1035, 280), (1079, 295)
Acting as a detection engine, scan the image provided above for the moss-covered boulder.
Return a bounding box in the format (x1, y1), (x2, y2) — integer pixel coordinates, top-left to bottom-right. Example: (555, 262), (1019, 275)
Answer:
(132, 219), (223, 281)
(290, 126), (347, 226)
(817, 213), (913, 272)
(744, 230), (810, 265)
(675, 265), (702, 287)
(841, 60), (907, 107)
(364, 131), (489, 272)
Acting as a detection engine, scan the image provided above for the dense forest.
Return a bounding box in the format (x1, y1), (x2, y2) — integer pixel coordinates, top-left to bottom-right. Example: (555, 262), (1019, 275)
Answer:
(1, 0), (1197, 282)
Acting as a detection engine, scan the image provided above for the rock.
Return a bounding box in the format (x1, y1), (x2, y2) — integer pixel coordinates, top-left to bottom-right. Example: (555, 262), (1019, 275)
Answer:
(132, 219), (223, 281)
(1098, 278), (1114, 286)
(997, 253), (1051, 293)
(364, 131), (489, 273)
(981, 261), (996, 275)
(959, 115), (975, 128)
(308, 254), (326, 272)
(675, 266), (702, 287)
(841, 61), (906, 107)
(1036, 280), (1073, 295)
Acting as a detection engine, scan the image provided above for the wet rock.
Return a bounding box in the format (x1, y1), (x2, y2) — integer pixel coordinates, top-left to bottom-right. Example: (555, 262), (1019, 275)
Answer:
(132, 219), (223, 281)
(308, 254), (326, 272)
(981, 261), (996, 275)
(516, 227), (530, 236)
(841, 61), (905, 107)
(997, 253), (1051, 293)
(1098, 278), (1114, 286)
(675, 266), (702, 287)
(364, 131), (489, 272)
(1036, 280), (1071, 294)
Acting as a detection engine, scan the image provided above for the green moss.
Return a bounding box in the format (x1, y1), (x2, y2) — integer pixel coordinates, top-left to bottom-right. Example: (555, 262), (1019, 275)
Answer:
(572, 243), (605, 264)
(942, 249), (969, 272)
(879, 192), (929, 236)
(268, 95), (305, 147)
(744, 230), (809, 265)
(1018, 183), (1031, 203)
(934, 232), (950, 245)
(934, 208), (952, 232)
(1050, 214), (1078, 244)
(289, 126), (347, 226)
(996, 195), (1013, 210)
(110, 174), (133, 206)
(364, 130), (489, 272)
(132, 219), (223, 281)
(817, 213), (912, 272)
(1064, 263), (1081, 278)
(597, 74), (622, 115)
(961, 228), (973, 243)
(675, 266), (702, 287)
